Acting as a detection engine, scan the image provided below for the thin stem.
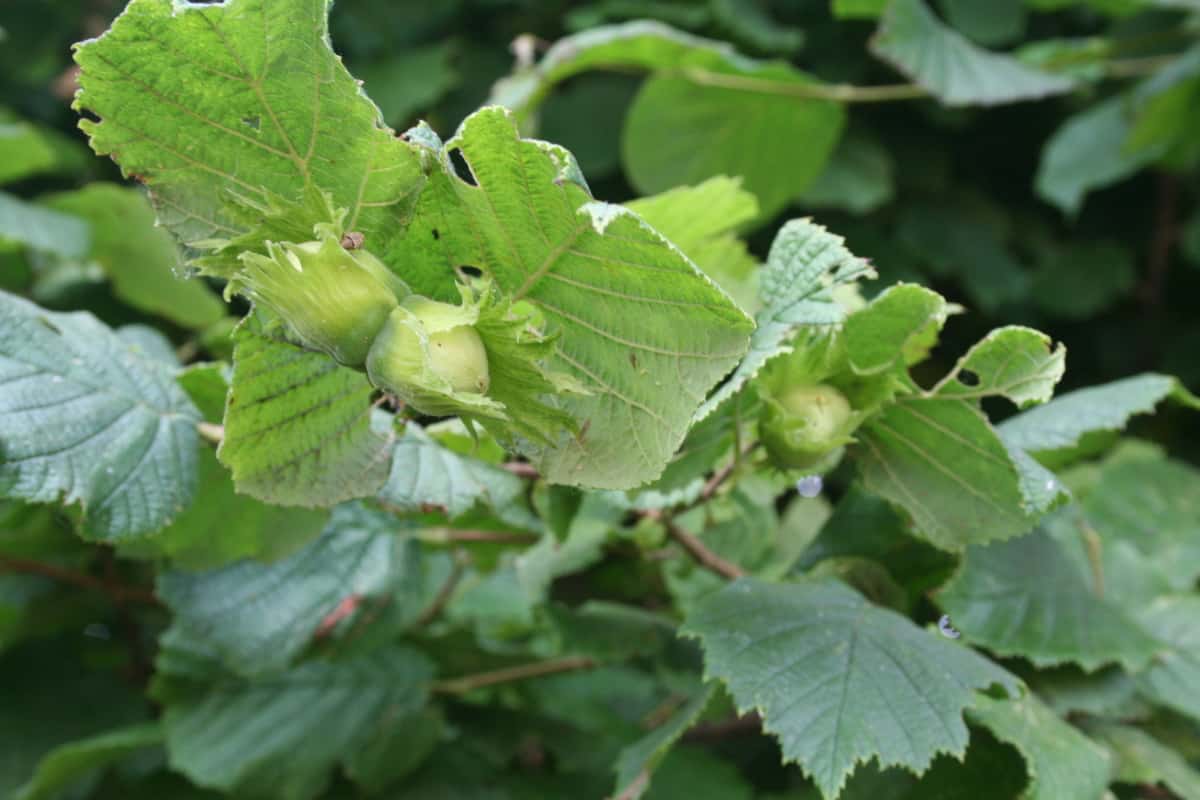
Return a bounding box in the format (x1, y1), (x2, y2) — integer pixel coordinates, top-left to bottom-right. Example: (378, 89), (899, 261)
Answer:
(422, 528), (540, 545)
(502, 461), (540, 479)
(196, 422), (225, 445)
(646, 510), (747, 580)
(700, 441), (760, 504)
(679, 66), (929, 102)
(432, 655), (595, 695)
(414, 555), (467, 627)
(1142, 172), (1179, 311)
(0, 557), (161, 606)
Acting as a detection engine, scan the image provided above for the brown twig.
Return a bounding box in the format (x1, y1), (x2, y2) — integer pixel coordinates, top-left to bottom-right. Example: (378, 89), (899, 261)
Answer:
(432, 655), (595, 694)
(699, 441), (759, 503)
(1141, 172), (1179, 311)
(683, 712), (763, 742)
(423, 528), (540, 545)
(196, 422), (225, 445)
(0, 557), (161, 606)
(414, 556), (467, 628)
(644, 511), (747, 580)
(501, 461), (540, 478)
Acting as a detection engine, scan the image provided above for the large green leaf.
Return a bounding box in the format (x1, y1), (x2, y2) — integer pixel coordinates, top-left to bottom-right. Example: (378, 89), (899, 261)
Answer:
(378, 424), (538, 530)
(621, 66), (845, 218)
(1088, 722), (1200, 800)
(967, 694), (1112, 800)
(998, 373), (1198, 455)
(844, 284), (947, 376)
(218, 316), (394, 506)
(694, 219), (874, 421)
(42, 184), (226, 330)
(392, 107), (754, 489)
(870, 0), (1075, 106)
(73, 0), (425, 270)
(0, 291), (199, 540)
(854, 397), (1034, 550)
(1035, 95), (1160, 215)
(164, 645), (434, 800)
(625, 176), (760, 314)
(682, 577), (1020, 799)
(936, 519), (1161, 671)
(157, 504), (415, 677)
(14, 723), (164, 800)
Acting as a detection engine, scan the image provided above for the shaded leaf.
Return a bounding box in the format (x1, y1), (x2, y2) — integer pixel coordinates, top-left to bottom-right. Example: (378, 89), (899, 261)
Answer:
(797, 131), (896, 215)
(157, 503), (416, 677)
(937, 519), (1161, 671)
(0, 291), (199, 540)
(0, 191), (89, 260)
(42, 184), (226, 330)
(870, 0), (1074, 106)
(613, 685), (715, 799)
(967, 693), (1111, 800)
(15, 723), (163, 800)
(1133, 596), (1200, 723)
(1088, 722), (1200, 800)
(683, 577), (1020, 799)
(164, 645), (434, 800)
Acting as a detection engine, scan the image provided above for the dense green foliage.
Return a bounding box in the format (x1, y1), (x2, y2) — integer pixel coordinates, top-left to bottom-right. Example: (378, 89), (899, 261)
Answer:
(2, 0), (1200, 798)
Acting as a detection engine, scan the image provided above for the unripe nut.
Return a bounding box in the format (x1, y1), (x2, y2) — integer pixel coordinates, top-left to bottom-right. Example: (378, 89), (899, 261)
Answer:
(366, 298), (491, 406)
(760, 383), (854, 470)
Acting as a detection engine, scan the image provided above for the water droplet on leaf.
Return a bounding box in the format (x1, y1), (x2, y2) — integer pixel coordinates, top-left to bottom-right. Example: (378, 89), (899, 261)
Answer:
(937, 614), (961, 639)
(795, 475), (823, 498)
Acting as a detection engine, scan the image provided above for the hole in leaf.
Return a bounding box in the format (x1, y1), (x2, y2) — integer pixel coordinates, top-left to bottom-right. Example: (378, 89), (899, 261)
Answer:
(241, 115), (260, 131)
(431, 228), (440, 241)
(958, 369), (980, 387)
(448, 148), (477, 186)
(459, 265), (483, 278)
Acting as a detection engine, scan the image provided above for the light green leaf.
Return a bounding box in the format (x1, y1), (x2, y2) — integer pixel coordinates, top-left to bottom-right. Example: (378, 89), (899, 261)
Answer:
(855, 397), (1034, 550)
(42, 184), (226, 330)
(682, 577), (1020, 799)
(392, 107), (754, 489)
(1088, 722), (1200, 800)
(379, 424), (538, 529)
(121, 447), (327, 570)
(74, 0), (425, 270)
(14, 723), (164, 800)
(613, 685), (715, 799)
(694, 218), (874, 422)
(833, 0), (889, 18)
(0, 192), (89, 260)
(164, 645), (434, 800)
(0, 291), (200, 540)
(937, 519), (1161, 671)
(933, 326), (1065, 408)
(625, 176), (761, 314)
(844, 284), (947, 376)
(998, 373), (1199, 455)
(967, 693), (1112, 800)
(218, 316), (394, 506)
(621, 66), (845, 218)
(870, 0), (1075, 106)
(797, 132), (896, 215)
(1133, 596), (1200, 723)
(1035, 96), (1159, 215)
(157, 504), (414, 678)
